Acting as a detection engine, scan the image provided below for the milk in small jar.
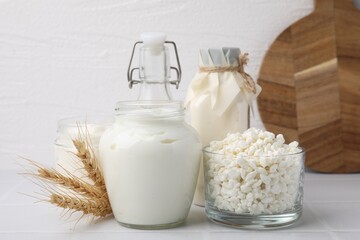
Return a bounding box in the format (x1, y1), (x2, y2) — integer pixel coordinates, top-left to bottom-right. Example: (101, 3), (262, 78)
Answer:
(55, 116), (111, 178)
(99, 33), (202, 229)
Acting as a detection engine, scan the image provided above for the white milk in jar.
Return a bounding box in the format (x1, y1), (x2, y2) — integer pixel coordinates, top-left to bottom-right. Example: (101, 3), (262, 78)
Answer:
(99, 101), (201, 228)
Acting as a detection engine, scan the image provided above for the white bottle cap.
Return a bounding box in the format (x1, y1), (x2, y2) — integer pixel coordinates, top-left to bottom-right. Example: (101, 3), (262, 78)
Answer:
(141, 32), (167, 47)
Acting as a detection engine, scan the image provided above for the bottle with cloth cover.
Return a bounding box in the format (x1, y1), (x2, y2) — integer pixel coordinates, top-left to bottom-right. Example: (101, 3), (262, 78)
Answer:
(185, 48), (262, 206)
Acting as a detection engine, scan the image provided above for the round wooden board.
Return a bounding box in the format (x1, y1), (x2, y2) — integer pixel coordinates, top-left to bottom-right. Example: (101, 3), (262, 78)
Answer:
(257, 0), (360, 173)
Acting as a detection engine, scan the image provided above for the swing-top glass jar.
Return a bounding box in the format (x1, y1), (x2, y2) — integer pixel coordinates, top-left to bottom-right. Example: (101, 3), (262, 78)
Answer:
(99, 33), (202, 229)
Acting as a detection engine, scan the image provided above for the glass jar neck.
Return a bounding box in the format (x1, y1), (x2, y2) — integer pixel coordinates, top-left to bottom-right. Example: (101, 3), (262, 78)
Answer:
(137, 46), (172, 101)
(137, 81), (172, 101)
(115, 101), (184, 120)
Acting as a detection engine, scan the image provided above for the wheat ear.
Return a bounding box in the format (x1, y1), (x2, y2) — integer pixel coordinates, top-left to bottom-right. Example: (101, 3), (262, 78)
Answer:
(72, 139), (105, 187)
(35, 167), (104, 198)
(50, 193), (112, 218)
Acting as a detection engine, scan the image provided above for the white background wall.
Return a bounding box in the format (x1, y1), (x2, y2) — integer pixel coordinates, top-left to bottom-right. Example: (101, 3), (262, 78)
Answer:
(0, 0), (314, 170)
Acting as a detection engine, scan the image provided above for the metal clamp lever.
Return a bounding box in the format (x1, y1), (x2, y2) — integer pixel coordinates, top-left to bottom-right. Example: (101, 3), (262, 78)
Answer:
(127, 41), (182, 89)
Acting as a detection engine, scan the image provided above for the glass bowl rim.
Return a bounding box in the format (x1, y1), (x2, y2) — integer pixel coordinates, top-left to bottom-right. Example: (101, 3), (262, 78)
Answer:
(203, 146), (305, 158)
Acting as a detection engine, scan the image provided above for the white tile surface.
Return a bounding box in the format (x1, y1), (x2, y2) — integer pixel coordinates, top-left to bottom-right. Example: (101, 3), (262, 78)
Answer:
(304, 177), (360, 202)
(0, 182), (20, 201)
(309, 202), (360, 231)
(333, 232), (360, 240)
(305, 171), (360, 180)
(0, 171), (23, 183)
(0, 170), (359, 240)
(206, 232), (335, 240)
(0, 233), (74, 240)
(0, 180), (46, 206)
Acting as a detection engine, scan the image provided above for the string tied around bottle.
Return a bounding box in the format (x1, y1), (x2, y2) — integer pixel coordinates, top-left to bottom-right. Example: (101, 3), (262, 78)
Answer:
(198, 53), (257, 95)
(185, 51), (261, 117)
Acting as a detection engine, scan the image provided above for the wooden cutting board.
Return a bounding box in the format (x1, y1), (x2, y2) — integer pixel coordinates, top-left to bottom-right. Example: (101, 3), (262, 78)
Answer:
(257, 0), (360, 173)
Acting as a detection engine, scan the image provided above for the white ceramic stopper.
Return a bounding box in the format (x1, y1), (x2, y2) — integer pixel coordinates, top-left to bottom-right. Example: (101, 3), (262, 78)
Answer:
(141, 32), (167, 47)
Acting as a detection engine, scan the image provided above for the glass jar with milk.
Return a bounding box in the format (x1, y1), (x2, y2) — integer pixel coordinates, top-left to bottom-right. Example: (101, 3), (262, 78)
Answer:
(99, 33), (202, 229)
(185, 48), (262, 206)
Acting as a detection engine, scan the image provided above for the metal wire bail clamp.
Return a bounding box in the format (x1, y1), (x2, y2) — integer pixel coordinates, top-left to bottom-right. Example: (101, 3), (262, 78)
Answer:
(127, 41), (182, 89)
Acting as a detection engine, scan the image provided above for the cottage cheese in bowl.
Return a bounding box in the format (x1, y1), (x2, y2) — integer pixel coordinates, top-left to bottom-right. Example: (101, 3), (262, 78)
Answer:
(203, 128), (305, 229)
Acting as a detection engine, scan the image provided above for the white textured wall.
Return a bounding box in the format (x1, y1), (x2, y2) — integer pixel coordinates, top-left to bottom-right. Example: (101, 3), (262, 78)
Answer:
(0, 0), (314, 170)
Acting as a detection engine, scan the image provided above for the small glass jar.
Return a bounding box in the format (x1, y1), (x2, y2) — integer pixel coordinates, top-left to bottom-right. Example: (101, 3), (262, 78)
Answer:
(203, 147), (305, 229)
(99, 101), (202, 229)
(54, 116), (112, 178)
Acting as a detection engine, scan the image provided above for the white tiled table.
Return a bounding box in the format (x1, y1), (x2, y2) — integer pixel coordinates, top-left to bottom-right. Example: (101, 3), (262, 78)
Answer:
(0, 170), (359, 240)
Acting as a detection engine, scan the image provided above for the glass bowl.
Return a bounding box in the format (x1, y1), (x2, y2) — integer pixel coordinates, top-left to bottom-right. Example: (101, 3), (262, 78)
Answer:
(203, 147), (305, 229)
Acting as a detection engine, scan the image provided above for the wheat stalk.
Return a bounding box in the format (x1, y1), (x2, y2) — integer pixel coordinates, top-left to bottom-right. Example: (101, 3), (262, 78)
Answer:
(22, 126), (112, 221)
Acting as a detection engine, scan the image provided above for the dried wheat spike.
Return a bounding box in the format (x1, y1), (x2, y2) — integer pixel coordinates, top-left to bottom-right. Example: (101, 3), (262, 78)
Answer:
(72, 139), (105, 187)
(36, 167), (104, 198)
(50, 193), (112, 218)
